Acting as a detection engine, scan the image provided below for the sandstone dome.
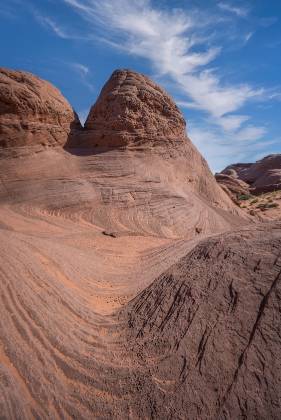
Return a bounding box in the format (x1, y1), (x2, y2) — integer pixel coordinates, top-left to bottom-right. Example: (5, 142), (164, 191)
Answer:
(0, 68), (81, 149)
(75, 69), (186, 149)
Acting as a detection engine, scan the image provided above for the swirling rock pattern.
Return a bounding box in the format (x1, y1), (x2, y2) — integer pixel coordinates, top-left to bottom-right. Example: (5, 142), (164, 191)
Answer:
(1, 68), (280, 419)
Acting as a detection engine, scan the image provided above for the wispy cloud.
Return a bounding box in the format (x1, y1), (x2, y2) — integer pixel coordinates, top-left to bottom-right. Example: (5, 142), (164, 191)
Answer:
(35, 14), (72, 39)
(31, 0), (276, 170)
(244, 31), (254, 43)
(215, 114), (250, 131)
(68, 62), (94, 91)
(62, 0), (268, 132)
(34, 11), (90, 40)
(236, 126), (267, 142)
(188, 121), (274, 172)
(71, 62), (90, 77)
(217, 2), (249, 18)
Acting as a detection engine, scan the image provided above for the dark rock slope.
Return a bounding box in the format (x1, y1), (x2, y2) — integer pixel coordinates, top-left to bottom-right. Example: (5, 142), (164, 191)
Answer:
(124, 222), (281, 419)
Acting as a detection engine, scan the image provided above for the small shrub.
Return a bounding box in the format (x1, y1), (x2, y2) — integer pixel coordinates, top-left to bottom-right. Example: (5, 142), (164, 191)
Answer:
(250, 198), (258, 205)
(238, 194), (252, 201)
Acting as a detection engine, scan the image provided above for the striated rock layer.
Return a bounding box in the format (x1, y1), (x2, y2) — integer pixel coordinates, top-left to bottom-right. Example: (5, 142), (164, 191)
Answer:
(1, 68), (279, 419)
(68, 69), (239, 214)
(215, 173), (250, 202)
(0, 68), (81, 149)
(0, 215), (280, 418)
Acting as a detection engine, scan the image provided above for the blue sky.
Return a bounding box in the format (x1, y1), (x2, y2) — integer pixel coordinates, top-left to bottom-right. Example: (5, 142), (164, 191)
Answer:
(1, 0), (281, 171)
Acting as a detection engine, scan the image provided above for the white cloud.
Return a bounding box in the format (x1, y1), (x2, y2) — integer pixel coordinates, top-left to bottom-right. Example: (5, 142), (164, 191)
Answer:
(34, 11), (89, 41)
(35, 15), (71, 39)
(176, 71), (263, 121)
(30, 0), (278, 170)
(215, 114), (249, 131)
(62, 0), (266, 133)
(217, 2), (249, 18)
(236, 126), (267, 142)
(244, 32), (254, 43)
(71, 62), (90, 76)
(69, 62), (94, 92)
(188, 122), (270, 172)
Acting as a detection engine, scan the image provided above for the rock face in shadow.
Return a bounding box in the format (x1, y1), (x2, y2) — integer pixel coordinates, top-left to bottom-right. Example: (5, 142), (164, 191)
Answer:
(0, 68), (81, 149)
(219, 155), (281, 195)
(124, 222), (281, 419)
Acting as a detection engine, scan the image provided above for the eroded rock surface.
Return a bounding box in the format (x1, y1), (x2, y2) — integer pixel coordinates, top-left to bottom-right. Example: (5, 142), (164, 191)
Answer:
(0, 68), (81, 149)
(73, 69), (186, 149)
(125, 222), (281, 419)
(215, 173), (250, 202)
(69, 69), (238, 213)
(1, 68), (279, 419)
(220, 154), (281, 195)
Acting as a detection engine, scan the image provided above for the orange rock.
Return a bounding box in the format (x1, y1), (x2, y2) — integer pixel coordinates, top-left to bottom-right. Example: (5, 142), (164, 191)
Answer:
(72, 69), (186, 149)
(215, 173), (250, 202)
(0, 68), (81, 148)
(220, 155), (281, 195)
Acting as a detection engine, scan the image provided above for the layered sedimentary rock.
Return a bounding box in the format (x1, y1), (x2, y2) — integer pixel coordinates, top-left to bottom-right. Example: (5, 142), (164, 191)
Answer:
(220, 154), (281, 195)
(249, 155), (281, 194)
(3, 68), (279, 419)
(0, 68), (81, 149)
(69, 69), (238, 212)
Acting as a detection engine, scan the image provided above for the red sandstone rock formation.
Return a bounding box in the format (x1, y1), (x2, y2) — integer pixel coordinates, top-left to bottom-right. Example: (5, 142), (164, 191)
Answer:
(0, 67), (280, 419)
(73, 69), (186, 149)
(69, 69), (237, 212)
(0, 68), (81, 149)
(220, 155), (281, 195)
(215, 173), (250, 202)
